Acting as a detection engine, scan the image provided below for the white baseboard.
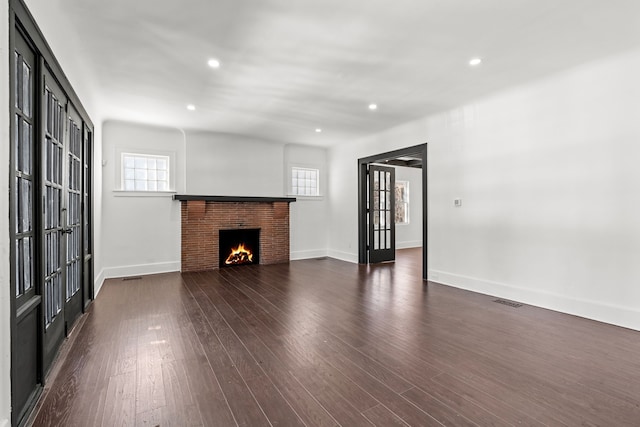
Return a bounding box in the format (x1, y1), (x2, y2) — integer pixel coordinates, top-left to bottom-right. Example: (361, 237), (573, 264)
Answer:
(429, 269), (640, 332)
(290, 249), (329, 261)
(94, 268), (106, 297)
(396, 241), (422, 249)
(328, 249), (358, 264)
(102, 261), (181, 281)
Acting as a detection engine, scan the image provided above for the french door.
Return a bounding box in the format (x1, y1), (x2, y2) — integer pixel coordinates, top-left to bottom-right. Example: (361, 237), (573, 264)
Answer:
(41, 70), (85, 370)
(10, 2), (95, 424)
(368, 164), (396, 263)
(11, 27), (40, 427)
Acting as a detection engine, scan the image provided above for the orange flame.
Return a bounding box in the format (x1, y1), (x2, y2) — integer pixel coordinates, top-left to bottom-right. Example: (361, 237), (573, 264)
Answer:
(225, 243), (254, 265)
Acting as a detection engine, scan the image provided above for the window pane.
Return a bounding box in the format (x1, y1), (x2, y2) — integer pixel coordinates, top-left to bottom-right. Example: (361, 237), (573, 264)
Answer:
(15, 239), (22, 296)
(124, 156), (135, 168)
(23, 60), (31, 118)
(291, 167), (319, 196)
(135, 169), (147, 180)
(23, 237), (32, 291)
(134, 157), (147, 169)
(22, 121), (32, 175)
(122, 154), (170, 191)
(21, 178), (32, 232)
(15, 52), (21, 110)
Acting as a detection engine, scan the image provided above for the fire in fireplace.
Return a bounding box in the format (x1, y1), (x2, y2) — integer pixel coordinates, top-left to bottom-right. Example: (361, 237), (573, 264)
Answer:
(219, 229), (260, 267)
(225, 243), (253, 265)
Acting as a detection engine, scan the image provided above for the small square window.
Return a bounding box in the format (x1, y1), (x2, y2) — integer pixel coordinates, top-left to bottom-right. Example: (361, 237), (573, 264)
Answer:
(121, 153), (170, 192)
(290, 167), (319, 197)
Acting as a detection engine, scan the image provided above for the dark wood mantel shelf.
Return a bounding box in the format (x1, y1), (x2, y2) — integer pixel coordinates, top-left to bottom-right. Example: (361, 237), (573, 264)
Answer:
(173, 195), (296, 203)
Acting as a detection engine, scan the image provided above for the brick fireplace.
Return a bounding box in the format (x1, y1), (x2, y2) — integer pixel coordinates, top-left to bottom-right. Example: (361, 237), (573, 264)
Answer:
(175, 195), (296, 272)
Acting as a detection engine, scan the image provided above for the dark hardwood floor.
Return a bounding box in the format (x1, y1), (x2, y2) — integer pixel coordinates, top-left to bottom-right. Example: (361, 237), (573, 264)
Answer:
(30, 248), (640, 426)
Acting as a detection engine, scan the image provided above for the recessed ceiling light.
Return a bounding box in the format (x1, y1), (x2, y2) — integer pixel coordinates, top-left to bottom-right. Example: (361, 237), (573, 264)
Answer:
(315, 128), (322, 133)
(207, 58), (221, 68)
(469, 57), (482, 66)
(187, 104), (196, 111)
(368, 103), (378, 110)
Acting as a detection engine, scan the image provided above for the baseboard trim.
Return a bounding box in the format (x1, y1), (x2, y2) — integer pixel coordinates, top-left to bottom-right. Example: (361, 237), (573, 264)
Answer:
(290, 249), (329, 261)
(328, 249), (358, 264)
(396, 241), (422, 249)
(429, 269), (640, 332)
(102, 261), (181, 281)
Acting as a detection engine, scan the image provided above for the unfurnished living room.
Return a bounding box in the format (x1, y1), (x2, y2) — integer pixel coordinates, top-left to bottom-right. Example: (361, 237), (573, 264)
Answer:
(2, 0), (640, 426)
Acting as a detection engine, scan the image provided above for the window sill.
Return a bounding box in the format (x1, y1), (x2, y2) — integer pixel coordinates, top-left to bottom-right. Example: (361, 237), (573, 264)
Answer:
(113, 190), (176, 198)
(288, 195), (324, 201)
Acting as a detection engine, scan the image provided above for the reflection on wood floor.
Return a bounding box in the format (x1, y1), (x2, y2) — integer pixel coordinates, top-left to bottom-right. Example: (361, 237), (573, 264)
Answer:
(31, 248), (640, 426)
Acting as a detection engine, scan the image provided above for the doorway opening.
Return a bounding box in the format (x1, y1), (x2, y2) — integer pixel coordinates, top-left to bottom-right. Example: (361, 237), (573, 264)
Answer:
(358, 143), (427, 280)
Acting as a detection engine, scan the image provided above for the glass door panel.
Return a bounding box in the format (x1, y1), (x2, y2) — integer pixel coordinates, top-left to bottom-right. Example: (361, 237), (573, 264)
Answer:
(368, 164), (396, 263)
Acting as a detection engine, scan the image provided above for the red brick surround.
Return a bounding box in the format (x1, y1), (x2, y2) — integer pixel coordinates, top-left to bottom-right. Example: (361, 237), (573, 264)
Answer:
(180, 201), (290, 272)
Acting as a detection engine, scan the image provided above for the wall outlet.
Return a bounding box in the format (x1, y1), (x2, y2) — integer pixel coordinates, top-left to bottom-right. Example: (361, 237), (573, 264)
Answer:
(454, 198), (462, 207)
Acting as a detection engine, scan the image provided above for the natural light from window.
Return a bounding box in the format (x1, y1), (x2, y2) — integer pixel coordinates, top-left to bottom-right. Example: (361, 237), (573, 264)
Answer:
(122, 153), (170, 191)
(291, 167), (319, 196)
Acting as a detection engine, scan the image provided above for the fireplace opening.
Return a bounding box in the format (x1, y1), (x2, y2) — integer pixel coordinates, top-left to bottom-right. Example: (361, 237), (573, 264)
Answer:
(219, 229), (260, 267)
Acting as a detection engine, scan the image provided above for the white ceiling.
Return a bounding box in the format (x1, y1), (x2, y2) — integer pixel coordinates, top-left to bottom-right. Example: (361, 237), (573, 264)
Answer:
(24, 0), (640, 146)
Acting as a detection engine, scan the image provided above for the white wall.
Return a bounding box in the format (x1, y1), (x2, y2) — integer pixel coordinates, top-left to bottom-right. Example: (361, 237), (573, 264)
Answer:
(394, 166), (422, 249)
(23, 0), (106, 299)
(285, 144), (329, 259)
(100, 121), (185, 284)
(185, 131), (284, 196)
(329, 49), (640, 331)
(100, 124), (330, 281)
(0, 2), (12, 424)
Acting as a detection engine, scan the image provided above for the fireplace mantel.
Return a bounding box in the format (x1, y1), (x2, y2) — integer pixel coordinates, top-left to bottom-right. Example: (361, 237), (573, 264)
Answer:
(173, 195), (296, 203)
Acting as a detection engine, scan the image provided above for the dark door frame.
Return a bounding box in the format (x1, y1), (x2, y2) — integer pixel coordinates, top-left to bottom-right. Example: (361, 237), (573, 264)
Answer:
(358, 143), (428, 280)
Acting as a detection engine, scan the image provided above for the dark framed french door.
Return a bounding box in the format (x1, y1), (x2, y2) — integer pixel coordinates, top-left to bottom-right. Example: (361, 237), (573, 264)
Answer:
(368, 164), (396, 263)
(41, 70), (86, 371)
(9, 1), (95, 425)
(10, 26), (41, 427)
(357, 143), (428, 280)
(64, 103), (85, 326)
(41, 68), (67, 370)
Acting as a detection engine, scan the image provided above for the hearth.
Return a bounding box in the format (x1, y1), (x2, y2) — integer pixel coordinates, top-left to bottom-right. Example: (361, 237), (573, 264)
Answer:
(219, 229), (260, 267)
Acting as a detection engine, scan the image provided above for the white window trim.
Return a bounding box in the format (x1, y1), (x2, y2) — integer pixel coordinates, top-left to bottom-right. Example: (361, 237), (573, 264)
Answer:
(114, 147), (177, 196)
(287, 165), (322, 199)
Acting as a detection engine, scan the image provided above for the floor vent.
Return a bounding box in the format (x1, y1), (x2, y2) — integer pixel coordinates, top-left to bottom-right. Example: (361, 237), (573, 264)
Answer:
(493, 299), (523, 308)
(122, 276), (142, 281)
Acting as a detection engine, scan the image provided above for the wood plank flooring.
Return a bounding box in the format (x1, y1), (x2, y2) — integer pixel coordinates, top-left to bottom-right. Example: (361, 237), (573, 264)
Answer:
(30, 248), (640, 426)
